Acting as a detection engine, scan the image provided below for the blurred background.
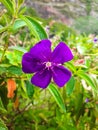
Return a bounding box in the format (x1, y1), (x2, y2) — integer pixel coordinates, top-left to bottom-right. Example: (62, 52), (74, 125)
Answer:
(24, 0), (98, 34)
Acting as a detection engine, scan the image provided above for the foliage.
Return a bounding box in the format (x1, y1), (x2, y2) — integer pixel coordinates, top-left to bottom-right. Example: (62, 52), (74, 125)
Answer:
(0, 0), (98, 130)
(73, 16), (98, 35)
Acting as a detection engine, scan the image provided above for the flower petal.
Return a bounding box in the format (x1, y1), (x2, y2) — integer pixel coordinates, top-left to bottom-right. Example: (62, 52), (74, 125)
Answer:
(52, 66), (71, 87)
(22, 52), (44, 73)
(52, 42), (73, 64)
(30, 39), (51, 62)
(31, 69), (52, 89)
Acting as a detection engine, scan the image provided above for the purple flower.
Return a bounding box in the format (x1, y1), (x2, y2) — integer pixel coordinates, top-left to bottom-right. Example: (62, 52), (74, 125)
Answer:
(22, 39), (73, 89)
(93, 37), (98, 43)
(85, 98), (89, 103)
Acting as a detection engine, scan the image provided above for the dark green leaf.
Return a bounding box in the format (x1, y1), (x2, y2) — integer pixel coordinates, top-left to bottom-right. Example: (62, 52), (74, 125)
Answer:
(0, 66), (6, 75)
(0, 98), (7, 114)
(75, 93), (84, 121)
(48, 84), (66, 112)
(7, 66), (23, 75)
(0, 82), (8, 109)
(20, 15), (48, 40)
(66, 76), (75, 96)
(25, 80), (34, 98)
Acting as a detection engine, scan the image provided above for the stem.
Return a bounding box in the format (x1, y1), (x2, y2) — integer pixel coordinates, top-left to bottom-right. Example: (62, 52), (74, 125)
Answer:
(0, 76), (27, 80)
(0, 14), (17, 63)
(0, 43), (8, 63)
(84, 53), (98, 56)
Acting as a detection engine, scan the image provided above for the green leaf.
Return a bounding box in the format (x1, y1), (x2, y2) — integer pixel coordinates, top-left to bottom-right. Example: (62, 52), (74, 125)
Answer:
(0, 119), (8, 130)
(75, 93), (84, 121)
(0, 66), (6, 75)
(18, 6), (27, 15)
(66, 76), (75, 96)
(19, 15), (48, 40)
(78, 70), (97, 92)
(0, 26), (9, 33)
(0, 0), (14, 14)
(48, 84), (66, 112)
(7, 66), (23, 75)
(5, 50), (23, 65)
(65, 62), (76, 73)
(11, 19), (26, 32)
(0, 82), (8, 109)
(18, 0), (24, 7)
(0, 98), (7, 114)
(9, 46), (27, 53)
(25, 80), (34, 98)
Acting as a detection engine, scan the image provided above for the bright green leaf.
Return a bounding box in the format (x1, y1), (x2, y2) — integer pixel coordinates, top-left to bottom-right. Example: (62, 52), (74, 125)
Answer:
(65, 62), (76, 73)
(0, 0), (14, 14)
(66, 76), (75, 95)
(11, 19), (26, 32)
(0, 119), (8, 130)
(5, 50), (23, 65)
(9, 46), (27, 53)
(19, 15), (48, 40)
(0, 26), (9, 33)
(78, 70), (97, 92)
(18, 0), (24, 7)
(48, 84), (66, 112)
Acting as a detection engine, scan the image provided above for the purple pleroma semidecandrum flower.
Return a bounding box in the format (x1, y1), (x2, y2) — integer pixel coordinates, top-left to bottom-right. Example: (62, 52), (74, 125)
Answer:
(22, 39), (73, 89)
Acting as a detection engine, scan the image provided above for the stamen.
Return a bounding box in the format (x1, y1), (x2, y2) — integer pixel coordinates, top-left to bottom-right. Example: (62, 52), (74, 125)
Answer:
(46, 62), (52, 68)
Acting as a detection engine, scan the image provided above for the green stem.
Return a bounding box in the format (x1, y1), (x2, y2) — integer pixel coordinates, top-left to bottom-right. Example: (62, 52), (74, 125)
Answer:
(0, 43), (9, 63)
(84, 53), (98, 56)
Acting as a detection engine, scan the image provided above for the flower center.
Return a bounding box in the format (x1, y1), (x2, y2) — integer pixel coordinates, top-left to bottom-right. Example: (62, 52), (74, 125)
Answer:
(46, 62), (52, 68)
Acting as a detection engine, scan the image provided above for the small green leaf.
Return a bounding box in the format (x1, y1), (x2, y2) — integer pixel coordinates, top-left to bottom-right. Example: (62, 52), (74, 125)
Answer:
(0, 82), (8, 109)
(66, 76), (75, 96)
(48, 84), (66, 112)
(11, 19), (26, 32)
(0, 26), (9, 33)
(25, 80), (34, 98)
(75, 93), (84, 121)
(0, 119), (8, 130)
(7, 66), (23, 75)
(18, 0), (24, 7)
(65, 62), (76, 73)
(9, 46), (27, 53)
(0, 66), (6, 75)
(0, 0), (14, 14)
(5, 50), (23, 65)
(78, 70), (97, 92)
(20, 15), (48, 40)
(19, 6), (27, 15)
(0, 98), (7, 114)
